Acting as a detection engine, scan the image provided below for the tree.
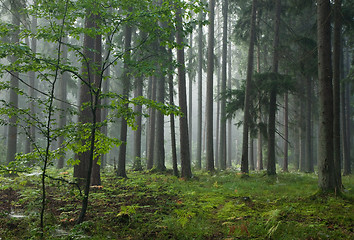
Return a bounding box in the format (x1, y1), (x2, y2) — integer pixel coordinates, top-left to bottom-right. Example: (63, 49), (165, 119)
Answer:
(333, 0), (342, 187)
(176, 5), (192, 179)
(267, 0), (281, 176)
(205, 0), (215, 172)
(241, 0), (257, 174)
(6, 0), (23, 164)
(117, 21), (133, 179)
(196, 7), (203, 170)
(317, 0), (341, 193)
(218, 0), (228, 170)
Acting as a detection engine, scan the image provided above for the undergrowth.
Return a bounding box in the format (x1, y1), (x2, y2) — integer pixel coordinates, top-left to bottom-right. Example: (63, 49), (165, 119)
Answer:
(0, 168), (353, 239)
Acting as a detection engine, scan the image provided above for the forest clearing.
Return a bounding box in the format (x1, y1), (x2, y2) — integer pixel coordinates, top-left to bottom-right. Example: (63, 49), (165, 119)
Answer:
(0, 169), (353, 239)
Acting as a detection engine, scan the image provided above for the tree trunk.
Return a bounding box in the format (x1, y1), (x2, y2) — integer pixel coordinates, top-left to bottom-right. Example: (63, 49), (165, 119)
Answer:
(205, 0), (215, 172)
(6, 0), (21, 164)
(305, 76), (314, 173)
(283, 93), (288, 172)
(219, 0), (228, 170)
(188, 32), (193, 161)
(154, 69), (166, 171)
(57, 37), (69, 169)
(147, 76), (157, 170)
(196, 9), (203, 170)
(176, 6), (192, 179)
(117, 23), (132, 178)
(333, 0), (342, 187)
(317, 0), (339, 192)
(267, 0), (281, 176)
(241, 0), (257, 174)
(169, 48), (179, 177)
(133, 75), (143, 171)
(227, 17), (232, 168)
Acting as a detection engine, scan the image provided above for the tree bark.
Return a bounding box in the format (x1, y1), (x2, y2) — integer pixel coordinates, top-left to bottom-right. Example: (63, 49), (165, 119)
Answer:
(117, 23), (132, 178)
(267, 0), (281, 176)
(333, 0), (342, 187)
(317, 0), (339, 192)
(283, 93), (288, 172)
(176, 6), (192, 179)
(205, 0), (215, 172)
(305, 76), (314, 173)
(196, 8), (203, 170)
(6, 0), (21, 164)
(241, 0), (257, 174)
(218, 0), (228, 170)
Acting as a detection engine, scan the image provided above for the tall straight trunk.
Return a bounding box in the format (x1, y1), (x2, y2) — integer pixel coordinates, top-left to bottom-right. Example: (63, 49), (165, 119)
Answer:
(154, 70), (166, 171)
(256, 12), (263, 171)
(305, 76), (314, 172)
(241, 0), (257, 174)
(196, 9), (203, 170)
(116, 23), (132, 178)
(145, 76), (153, 165)
(101, 65), (110, 168)
(299, 90), (306, 171)
(317, 0), (339, 192)
(188, 33), (193, 160)
(91, 29), (102, 186)
(133, 75), (143, 171)
(57, 37), (69, 169)
(333, 0), (342, 187)
(283, 93), (288, 172)
(74, 13), (96, 182)
(215, 56), (220, 168)
(25, 14), (37, 155)
(176, 6), (192, 178)
(249, 138), (255, 170)
(342, 42), (351, 175)
(218, 0), (228, 170)
(227, 18), (232, 168)
(205, 0), (215, 172)
(147, 76), (157, 170)
(169, 48), (179, 177)
(6, 0), (21, 164)
(267, 0), (281, 176)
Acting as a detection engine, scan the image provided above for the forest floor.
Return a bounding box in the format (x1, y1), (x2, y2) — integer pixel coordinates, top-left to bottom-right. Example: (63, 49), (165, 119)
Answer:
(0, 168), (353, 239)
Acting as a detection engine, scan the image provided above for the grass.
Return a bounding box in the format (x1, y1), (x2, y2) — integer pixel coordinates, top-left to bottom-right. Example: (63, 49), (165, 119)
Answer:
(0, 168), (353, 239)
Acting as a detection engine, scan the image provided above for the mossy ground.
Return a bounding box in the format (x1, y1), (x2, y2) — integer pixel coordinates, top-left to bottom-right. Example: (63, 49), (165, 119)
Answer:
(0, 168), (353, 239)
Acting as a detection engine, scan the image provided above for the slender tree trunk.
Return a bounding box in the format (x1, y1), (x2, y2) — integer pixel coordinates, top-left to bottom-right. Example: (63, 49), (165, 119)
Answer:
(267, 0), (281, 176)
(57, 37), (69, 169)
(241, 0), (257, 174)
(169, 48), (179, 177)
(133, 75), (143, 171)
(205, 0), (215, 172)
(333, 0), (342, 187)
(249, 138), (255, 170)
(304, 76), (314, 173)
(218, 0), (228, 170)
(101, 65), (110, 168)
(176, 6), (192, 178)
(196, 9), (203, 170)
(91, 27), (102, 186)
(154, 69), (166, 171)
(317, 0), (339, 192)
(227, 18), (232, 168)
(147, 76), (156, 170)
(283, 93), (288, 172)
(117, 23), (132, 178)
(6, 0), (21, 164)
(188, 32), (193, 161)
(299, 89), (306, 172)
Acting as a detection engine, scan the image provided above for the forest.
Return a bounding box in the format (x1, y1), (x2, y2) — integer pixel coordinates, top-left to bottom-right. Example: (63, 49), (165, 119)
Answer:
(0, 0), (353, 239)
